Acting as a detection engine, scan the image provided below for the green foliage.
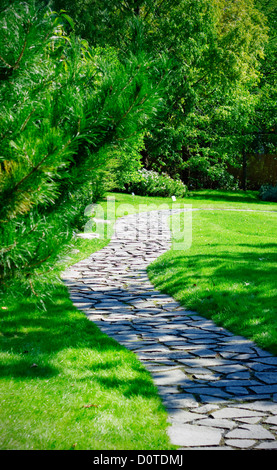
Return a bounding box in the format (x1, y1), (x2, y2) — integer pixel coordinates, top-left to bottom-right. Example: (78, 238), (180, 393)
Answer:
(259, 184), (277, 202)
(138, 0), (270, 185)
(0, 1), (168, 294)
(253, 0), (277, 155)
(48, 0), (274, 188)
(124, 169), (188, 198)
(182, 158), (239, 190)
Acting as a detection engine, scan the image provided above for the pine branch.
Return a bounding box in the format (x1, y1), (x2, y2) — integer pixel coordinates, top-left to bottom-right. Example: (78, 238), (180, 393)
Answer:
(0, 22), (31, 72)
(0, 53), (13, 69)
(27, 277), (38, 296)
(12, 149), (57, 193)
(114, 89), (141, 127)
(13, 23), (30, 70)
(0, 241), (17, 255)
(24, 251), (54, 269)
(20, 108), (36, 132)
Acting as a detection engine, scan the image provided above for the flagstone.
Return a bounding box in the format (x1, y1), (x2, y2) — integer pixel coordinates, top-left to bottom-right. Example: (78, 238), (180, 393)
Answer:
(199, 395), (229, 404)
(254, 372), (277, 384)
(167, 423), (223, 447)
(166, 410), (206, 423)
(225, 424), (275, 440)
(255, 441), (277, 449)
(234, 401), (277, 414)
(250, 384), (277, 394)
(211, 408), (266, 419)
(196, 418), (236, 429)
(163, 394), (199, 409)
(225, 439), (256, 449)
(151, 369), (190, 385)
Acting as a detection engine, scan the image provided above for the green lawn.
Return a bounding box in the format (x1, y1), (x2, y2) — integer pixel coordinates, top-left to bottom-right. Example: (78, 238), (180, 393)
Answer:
(0, 236), (174, 450)
(148, 191), (277, 355)
(0, 189), (276, 449)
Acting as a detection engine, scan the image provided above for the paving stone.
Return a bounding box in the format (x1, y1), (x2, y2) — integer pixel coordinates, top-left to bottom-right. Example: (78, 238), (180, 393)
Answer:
(255, 441), (277, 449)
(167, 424), (223, 447)
(209, 364), (248, 374)
(211, 408), (266, 419)
(235, 401), (277, 414)
(250, 384), (277, 394)
(192, 373), (221, 381)
(195, 418), (236, 429)
(188, 348), (218, 358)
(217, 345), (256, 355)
(167, 410), (206, 423)
(191, 404), (220, 414)
(198, 395), (229, 404)
(226, 371), (251, 380)
(258, 357), (277, 366)
(225, 424), (275, 440)
(235, 417), (262, 424)
(152, 368), (188, 385)
(178, 358), (228, 368)
(182, 386), (233, 399)
(254, 372), (277, 384)
(163, 394), (199, 409)
(225, 439), (256, 449)
(157, 385), (181, 394)
(210, 379), (260, 388)
(265, 416), (277, 425)
(225, 386), (249, 395)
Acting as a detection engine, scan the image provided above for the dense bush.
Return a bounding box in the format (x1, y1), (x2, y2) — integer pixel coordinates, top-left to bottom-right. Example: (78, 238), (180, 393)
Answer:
(259, 184), (277, 202)
(124, 169), (188, 197)
(182, 160), (240, 190)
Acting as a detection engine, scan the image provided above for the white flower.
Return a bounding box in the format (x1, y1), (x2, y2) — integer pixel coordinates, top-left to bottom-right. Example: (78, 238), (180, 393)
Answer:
(172, 196), (176, 201)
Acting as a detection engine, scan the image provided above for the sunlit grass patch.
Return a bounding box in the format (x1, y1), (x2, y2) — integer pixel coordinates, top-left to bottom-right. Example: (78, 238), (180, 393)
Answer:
(0, 235), (173, 450)
(148, 207), (277, 354)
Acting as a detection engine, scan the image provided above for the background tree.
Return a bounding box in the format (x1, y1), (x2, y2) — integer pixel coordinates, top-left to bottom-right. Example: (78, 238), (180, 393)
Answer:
(141, 0), (269, 188)
(253, 0), (277, 154)
(49, 0), (270, 188)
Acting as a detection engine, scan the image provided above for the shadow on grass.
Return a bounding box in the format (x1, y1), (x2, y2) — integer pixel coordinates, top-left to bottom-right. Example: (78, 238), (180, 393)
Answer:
(148, 245), (277, 353)
(149, 247), (277, 297)
(0, 284), (156, 401)
(94, 374), (159, 398)
(190, 190), (264, 205)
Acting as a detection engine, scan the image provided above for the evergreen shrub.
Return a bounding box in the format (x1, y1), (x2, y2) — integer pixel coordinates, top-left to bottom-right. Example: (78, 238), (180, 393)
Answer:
(0, 1), (167, 295)
(259, 184), (277, 202)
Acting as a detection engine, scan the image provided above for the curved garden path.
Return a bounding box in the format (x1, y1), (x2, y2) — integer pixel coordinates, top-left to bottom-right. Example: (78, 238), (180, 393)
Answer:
(62, 208), (277, 450)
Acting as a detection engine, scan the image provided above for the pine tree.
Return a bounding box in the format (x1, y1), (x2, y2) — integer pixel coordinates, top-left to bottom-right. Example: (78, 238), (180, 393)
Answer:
(0, 1), (168, 295)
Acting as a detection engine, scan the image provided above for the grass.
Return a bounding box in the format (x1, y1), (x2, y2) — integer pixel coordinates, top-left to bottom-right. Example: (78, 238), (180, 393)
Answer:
(104, 189), (277, 212)
(0, 236), (174, 450)
(0, 188), (276, 449)
(147, 191), (277, 355)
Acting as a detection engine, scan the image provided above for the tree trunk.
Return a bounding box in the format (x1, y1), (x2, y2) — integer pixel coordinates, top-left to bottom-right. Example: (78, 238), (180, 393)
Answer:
(242, 150), (247, 191)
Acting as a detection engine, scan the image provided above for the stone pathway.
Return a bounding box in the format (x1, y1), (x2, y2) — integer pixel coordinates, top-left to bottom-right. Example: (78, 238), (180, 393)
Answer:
(61, 209), (277, 450)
